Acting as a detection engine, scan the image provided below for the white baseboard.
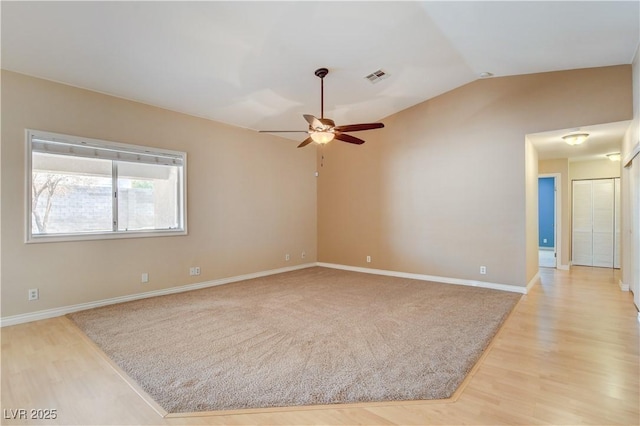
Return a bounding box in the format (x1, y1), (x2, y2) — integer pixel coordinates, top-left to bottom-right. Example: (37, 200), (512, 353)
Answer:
(557, 263), (570, 271)
(317, 262), (528, 294)
(619, 280), (630, 291)
(527, 271), (540, 292)
(0, 263), (316, 327)
(1, 262), (531, 327)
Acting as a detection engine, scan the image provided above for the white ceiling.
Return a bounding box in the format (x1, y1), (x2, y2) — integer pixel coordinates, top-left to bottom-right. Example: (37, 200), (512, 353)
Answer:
(2, 1), (639, 156)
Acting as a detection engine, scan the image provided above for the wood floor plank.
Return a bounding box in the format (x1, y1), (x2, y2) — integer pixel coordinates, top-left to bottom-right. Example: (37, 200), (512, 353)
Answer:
(1, 266), (638, 425)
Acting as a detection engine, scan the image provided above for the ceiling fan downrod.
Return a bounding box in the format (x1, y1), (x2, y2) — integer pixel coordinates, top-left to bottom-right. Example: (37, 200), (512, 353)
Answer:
(315, 68), (328, 119)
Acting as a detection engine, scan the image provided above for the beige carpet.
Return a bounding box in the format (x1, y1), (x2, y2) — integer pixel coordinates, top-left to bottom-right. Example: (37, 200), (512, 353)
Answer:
(68, 267), (520, 413)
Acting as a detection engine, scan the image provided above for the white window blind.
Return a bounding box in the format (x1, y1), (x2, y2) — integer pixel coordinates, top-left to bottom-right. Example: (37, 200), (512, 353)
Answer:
(31, 137), (184, 166)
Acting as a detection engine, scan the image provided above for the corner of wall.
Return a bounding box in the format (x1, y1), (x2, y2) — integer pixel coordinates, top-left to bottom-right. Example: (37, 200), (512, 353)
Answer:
(525, 137), (540, 286)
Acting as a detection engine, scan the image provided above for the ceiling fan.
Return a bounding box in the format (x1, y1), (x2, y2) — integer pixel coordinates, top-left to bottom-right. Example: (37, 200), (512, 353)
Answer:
(259, 68), (384, 148)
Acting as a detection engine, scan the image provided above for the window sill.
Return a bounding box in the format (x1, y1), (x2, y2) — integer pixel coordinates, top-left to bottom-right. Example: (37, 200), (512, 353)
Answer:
(26, 229), (187, 244)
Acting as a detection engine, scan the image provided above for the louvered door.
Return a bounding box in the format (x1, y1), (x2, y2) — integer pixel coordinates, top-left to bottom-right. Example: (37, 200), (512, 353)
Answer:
(572, 179), (618, 268)
(572, 180), (594, 266)
(591, 179), (614, 267)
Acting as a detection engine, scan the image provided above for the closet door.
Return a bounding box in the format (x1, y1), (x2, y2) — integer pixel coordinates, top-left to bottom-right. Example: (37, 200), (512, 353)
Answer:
(592, 179), (614, 268)
(572, 180), (593, 266)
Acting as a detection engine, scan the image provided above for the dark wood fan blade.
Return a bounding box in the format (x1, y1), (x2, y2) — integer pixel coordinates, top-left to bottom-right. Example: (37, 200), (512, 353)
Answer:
(303, 114), (323, 129)
(333, 123), (384, 132)
(334, 132), (365, 145)
(297, 137), (314, 148)
(258, 130), (308, 133)
(318, 118), (336, 128)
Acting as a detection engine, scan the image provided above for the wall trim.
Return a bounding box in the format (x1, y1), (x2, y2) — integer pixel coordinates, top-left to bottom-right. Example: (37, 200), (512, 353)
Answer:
(619, 280), (630, 291)
(317, 262), (528, 294)
(557, 263), (571, 271)
(527, 271), (541, 292)
(1, 263), (316, 327)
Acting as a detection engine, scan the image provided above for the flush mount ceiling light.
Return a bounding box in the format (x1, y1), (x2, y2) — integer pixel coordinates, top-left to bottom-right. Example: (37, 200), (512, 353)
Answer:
(607, 153), (621, 161)
(562, 133), (589, 146)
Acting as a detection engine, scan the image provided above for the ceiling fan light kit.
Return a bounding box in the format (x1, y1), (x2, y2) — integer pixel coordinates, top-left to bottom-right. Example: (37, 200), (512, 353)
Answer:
(310, 131), (335, 144)
(562, 133), (589, 146)
(259, 68), (384, 148)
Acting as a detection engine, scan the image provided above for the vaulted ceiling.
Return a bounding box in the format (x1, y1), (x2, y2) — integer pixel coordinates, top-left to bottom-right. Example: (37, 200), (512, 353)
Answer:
(2, 1), (639, 157)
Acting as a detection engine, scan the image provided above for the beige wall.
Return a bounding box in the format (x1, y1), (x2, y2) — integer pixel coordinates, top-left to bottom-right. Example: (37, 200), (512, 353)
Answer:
(624, 45), (640, 156)
(1, 71), (317, 318)
(538, 159), (570, 268)
(318, 66), (632, 287)
(621, 44), (640, 306)
(569, 159), (621, 181)
(1, 64), (634, 319)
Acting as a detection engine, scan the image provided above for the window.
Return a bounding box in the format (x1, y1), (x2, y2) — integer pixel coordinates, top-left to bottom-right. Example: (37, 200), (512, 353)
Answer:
(27, 130), (186, 242)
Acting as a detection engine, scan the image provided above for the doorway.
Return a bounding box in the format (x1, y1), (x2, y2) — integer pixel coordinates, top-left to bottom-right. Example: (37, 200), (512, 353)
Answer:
(538, 174), (560, 268)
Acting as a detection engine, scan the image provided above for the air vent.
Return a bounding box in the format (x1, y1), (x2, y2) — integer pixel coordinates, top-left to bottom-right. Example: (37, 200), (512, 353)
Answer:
(364, 69), (389, 84)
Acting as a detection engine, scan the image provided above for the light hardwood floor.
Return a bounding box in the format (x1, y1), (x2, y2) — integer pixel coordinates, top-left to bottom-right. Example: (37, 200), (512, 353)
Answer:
(1, 266), (638, 425)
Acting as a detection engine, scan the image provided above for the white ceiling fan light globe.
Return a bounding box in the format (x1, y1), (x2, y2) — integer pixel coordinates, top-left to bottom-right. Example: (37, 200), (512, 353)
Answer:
(310, 131), (335, 144)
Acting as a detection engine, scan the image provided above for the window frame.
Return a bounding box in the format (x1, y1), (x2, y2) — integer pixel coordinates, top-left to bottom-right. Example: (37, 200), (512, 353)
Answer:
(26, 129), (188, 243)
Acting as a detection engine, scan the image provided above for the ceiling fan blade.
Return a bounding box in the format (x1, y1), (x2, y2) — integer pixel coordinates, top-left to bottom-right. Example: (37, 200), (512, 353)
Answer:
(334, 132), (365, 145)
(297, 137), (314, 148)
(303, 114), (323, 129)
(333, 123), (384, 132)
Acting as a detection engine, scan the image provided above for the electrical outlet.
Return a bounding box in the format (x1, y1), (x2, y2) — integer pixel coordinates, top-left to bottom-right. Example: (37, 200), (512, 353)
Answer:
(543, 238), (547, 243)
(189, 267), (201, 276)
(28, 288), (39, 301)
(480, 266), (487, 275)
(285, 254), (290, 261)
(141, 273), (149, 283)
(366, 256), (372, 263)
